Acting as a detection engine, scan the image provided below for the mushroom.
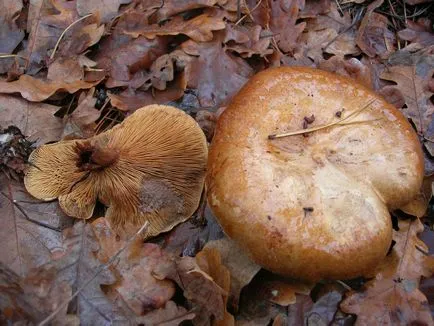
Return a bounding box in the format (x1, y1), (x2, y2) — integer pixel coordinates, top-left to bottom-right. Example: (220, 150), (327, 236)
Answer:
(206, 67), (423, 281)
(25, 105), (208, 238)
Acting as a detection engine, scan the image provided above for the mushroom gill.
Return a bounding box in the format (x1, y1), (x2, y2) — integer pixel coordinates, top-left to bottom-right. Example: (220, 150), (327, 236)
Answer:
(24, 105), (208, 238)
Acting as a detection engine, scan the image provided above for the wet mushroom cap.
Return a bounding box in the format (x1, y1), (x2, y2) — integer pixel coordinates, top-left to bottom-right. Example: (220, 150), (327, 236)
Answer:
(25, 105), (208, 238)
(206, 67), (423, 281)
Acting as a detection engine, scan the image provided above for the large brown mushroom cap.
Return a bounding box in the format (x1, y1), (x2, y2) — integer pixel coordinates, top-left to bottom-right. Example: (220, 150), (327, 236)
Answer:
(25, 105), (208, 238)
(206, 67), (423, 281)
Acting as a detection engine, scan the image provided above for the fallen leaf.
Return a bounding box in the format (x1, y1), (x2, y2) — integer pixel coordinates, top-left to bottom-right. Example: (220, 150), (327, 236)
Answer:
(287, 294), (314, 326)
(95, 32), (168, 87)
(0, 74), (102, 102)
(341, 218), (434, 325)
(298, 2), (359, 61)
(122, 13), (226, 42)
(356, 0), (396, 58)
(61, 88), (101, 139)
(153, 252), (227, 324)
(159, 205), (224, 257)
(196, 247), (234, 325)
(380, 51), (434, 154)
(0, 94), (63, 145)
(398, 18), (434, 50)
(319, 56), (373, 89)
(0, 0), (25, 54)
(77, 0), (132, 23)
(299, 0), (331, 18)
(181, 32), (253, 107)
(0, 261), (79, 325)
(21, 0), (79, 74)
(136, 301), (196, 325)
(203, 237), (261, 311)
(153, 0), (219, 22)
(91, 218), (176, 316)
(236, 270), (313, 325)
(224, 24), (273, 58)
(0, 175), (70, 277)
(47, 57), (84, 82)
(29, 221), (129, 324)
(268, 0), (306, 53)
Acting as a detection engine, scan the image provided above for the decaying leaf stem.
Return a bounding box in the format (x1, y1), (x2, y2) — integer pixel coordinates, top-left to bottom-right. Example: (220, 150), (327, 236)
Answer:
(268, 99), (377, 140)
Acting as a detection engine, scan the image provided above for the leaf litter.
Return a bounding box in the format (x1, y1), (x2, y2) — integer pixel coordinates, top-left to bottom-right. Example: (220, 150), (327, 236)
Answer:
(0, 0), (433, 325)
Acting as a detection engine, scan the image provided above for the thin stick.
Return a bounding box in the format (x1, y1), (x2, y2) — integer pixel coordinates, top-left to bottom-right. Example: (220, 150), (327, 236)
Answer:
(50, 14), (93, 60)
(38, 221), (149, 326)
(268, 99), (376, 140)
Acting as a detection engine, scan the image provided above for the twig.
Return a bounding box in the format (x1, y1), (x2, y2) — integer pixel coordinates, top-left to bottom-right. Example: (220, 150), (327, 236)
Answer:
(50, 14), (93, 60)
(268, 99), (376, 140)
(38, 221), (149, 326)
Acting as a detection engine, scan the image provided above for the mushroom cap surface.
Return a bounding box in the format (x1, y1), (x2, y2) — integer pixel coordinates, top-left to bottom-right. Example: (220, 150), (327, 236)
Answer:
(25, 105), (208, 238)
(206, 67), (423, 281)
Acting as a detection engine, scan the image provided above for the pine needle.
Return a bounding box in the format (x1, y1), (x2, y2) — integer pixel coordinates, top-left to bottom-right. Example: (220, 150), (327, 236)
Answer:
(50, 14), (93, 60)
(268, 99), (377, 140)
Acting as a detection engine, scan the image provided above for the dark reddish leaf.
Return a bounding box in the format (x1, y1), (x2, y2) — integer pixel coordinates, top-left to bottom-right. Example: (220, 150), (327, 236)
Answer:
(180, 32), (253, 107)
(0, 0), (25, 54)
(398, 18), (434, 49)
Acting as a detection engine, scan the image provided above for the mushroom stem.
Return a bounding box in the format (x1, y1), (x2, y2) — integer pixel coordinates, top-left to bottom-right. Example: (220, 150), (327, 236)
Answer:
(268, 99), (376, 140)
(75, 141), (119, 171)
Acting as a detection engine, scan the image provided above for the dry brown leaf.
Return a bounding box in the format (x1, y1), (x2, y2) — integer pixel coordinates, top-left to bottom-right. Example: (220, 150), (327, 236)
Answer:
(95, 31), (168, 87)
(0, 261), (79, 325)
(380, 52), (434, 154)
(319, 56), (373, 89)
(153, 253), (227, 324)
(30, 220), (129, 324)
(153, 0), (219, 21)
(136, 301), (196, 325)
(122, 13), (226, 42)
(296, 2), (359, 62)
(224, 24), (273, 58)
(356, 0), (396, 58)
(268, 0), (306, 53)
(180, 32), (253, 107)
(0, 175), (69, 277)
(341, 218), (434, 325)
(236, 270), (313, 325)
(47, 57), (84, 82)
(0, 74), (102, 102)
(77, 0), (131, 23)
(203, 237), (261, 311)
(108, 72), (186, 112)
(61, 88), (101, 139)
(398, 18), (434, 50)
(91, 218), (176, 316)
(20, 0), (79, 74)
(0, 0), (24, 54)
(0, 94), (63, 145)
(196, 247), (234, 326)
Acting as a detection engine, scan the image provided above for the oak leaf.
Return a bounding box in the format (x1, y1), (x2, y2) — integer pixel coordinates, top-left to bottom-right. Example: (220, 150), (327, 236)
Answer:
(152, 252), (227, 324)
(380, 52), (434, 155)
(341, 218), (434, 325)
(0, 74), (102, 102)
(398, 18), (434, 50)
(91, 218), (176, 316)
(0, 0), (25, 54)
(268, 0), (306, 53)
(0, 94), (63, 144)
(76, 0), (132, 23)
(203, 237), (261, 310)
(356, 0), (395, 58)
(180, 32), (253, 107)
(122, 13), (226, 42)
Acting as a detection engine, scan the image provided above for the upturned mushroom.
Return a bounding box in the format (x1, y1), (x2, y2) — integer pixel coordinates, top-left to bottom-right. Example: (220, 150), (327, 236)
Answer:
(25, 105), (208, 238)
(206, 67), (423, 281)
